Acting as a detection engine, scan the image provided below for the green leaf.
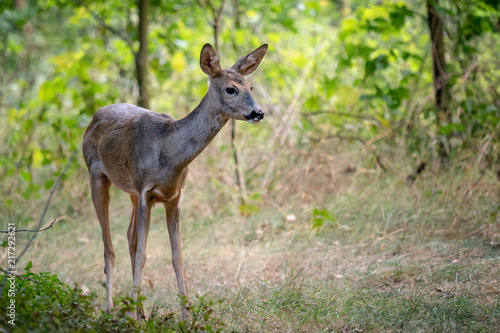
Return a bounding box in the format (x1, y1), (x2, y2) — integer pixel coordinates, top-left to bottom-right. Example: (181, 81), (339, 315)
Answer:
(45, 179), (55, 190)
(25, 261), (33, 272)
(365, 60), (376, 78)
(389, 87), (409, 100)
(339, 18), (358, 40)
(20, 170), (32, 183)
(439, 123), (464, 135)
(364, 55), (389, 79)
(277, 17), (297, 33)
(38, 81), (57, 102)
(248, 192), (262, 201)
(312, 208), (336, 230)
(423, 189), (443, 196)
(312, 217), (324, 229)
(24, 118), (34, 133)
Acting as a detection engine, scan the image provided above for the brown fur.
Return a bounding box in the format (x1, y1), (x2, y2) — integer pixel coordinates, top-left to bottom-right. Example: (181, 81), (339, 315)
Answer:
(82, 43), (268, 320)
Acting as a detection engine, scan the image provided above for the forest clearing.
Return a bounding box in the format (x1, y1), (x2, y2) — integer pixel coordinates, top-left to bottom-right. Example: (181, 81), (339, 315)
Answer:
(1, 0), (499, 332)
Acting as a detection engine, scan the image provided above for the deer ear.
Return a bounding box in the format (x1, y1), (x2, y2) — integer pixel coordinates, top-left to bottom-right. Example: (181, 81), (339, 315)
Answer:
(200, 44), (222, 77)
(231, 44), (268, 76)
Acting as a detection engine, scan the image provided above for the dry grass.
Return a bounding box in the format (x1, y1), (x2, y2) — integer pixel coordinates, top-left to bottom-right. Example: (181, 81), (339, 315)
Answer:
(2, 141), (500, 332)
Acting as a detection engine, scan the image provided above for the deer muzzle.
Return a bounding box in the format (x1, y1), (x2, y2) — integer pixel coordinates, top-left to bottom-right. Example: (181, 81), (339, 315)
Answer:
(244, 110), (264, 123)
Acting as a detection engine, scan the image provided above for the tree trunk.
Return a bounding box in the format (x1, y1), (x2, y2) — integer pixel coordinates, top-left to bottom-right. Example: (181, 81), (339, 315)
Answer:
(135, 0), (149, 109)
(206, 0), (244, 192)
(426, 0), (451, 161)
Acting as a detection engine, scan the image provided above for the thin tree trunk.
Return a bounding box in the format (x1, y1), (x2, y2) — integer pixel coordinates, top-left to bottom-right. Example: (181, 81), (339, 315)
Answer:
(225, 0), (246, 193)
(206, 0), (244, 192)
(230, 119), (246, 192)
(426, 0), (451, 161)
(232, 0), (241, 29)
(136, 0), (149, 109)
(227, 0), (247, 194)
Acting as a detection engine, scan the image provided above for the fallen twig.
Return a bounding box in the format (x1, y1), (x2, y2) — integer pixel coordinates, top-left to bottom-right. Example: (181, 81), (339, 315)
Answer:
(0, 217), (64, 234)
(14, 150), (77, 265)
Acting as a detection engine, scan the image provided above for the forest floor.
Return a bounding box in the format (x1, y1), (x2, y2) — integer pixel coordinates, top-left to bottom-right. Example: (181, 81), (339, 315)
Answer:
(7, 154), (500, 332)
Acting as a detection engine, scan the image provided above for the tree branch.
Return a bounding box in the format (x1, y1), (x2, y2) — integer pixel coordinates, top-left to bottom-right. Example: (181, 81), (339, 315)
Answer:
(14, 150), (77, 265)
(316, 133), (388, 172)
(0, 217), (64, 234)
(0, 268), (41, 284)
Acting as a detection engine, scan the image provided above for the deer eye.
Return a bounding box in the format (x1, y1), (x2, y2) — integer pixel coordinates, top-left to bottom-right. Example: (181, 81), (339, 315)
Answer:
(226, 87), (237, 95)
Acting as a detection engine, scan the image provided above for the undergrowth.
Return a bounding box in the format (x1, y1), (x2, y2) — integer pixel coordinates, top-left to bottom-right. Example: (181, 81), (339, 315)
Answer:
(1, 155), (499, 332)
(0, 262), (229, 332)
(1, 257), (498, 332)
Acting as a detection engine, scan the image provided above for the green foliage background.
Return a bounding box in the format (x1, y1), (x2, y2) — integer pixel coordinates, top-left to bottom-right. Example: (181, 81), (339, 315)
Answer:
(1, 0), (499, 207)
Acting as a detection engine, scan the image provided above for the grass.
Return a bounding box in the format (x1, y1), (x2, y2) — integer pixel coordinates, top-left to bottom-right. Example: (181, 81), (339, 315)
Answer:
(1, 143), (500, 332)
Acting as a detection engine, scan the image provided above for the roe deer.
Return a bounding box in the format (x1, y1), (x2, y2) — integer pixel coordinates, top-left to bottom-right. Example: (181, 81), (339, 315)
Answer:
(82, 43), (268, 320)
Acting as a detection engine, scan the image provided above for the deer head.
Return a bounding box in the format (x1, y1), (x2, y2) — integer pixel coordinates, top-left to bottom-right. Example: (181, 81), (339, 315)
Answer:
(200, 43), (268, 123)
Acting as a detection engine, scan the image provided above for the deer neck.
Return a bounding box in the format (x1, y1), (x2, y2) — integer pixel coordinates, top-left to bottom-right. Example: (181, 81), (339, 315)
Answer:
(164, 93), (229, 170)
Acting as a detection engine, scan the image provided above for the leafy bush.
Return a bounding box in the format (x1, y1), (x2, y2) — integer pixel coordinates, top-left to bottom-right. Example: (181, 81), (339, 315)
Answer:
(0, 262), (98, 332)
(0, 262), (227, 332)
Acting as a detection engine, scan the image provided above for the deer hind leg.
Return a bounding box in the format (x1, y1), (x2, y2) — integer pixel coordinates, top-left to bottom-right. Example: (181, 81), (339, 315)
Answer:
(127, 195), (139, 278)
(89, 172), (114, 313)
(130, 192), (152, 320)
(166, 199), (189, 320)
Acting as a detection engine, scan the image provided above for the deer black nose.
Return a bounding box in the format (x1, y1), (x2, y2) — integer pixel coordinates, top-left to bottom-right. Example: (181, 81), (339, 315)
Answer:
(245, 110), (264, 120)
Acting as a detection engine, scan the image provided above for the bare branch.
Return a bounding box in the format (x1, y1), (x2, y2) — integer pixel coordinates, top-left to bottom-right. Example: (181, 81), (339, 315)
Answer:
(318, 133), (388, 172)
(215, 0), (227, 23)
(14, 150), (77, 265)
(0, 217), (64, 234)
(202, 0), (227, 51)
(0, 268), (41, 284)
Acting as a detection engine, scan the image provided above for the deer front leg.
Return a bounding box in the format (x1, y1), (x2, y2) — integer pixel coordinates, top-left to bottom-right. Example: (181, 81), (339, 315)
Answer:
(130, 193), (152, 320)
(166, 201), (189, 320)
(126, 195), (146, 317)
(89, 173), (114, 313)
